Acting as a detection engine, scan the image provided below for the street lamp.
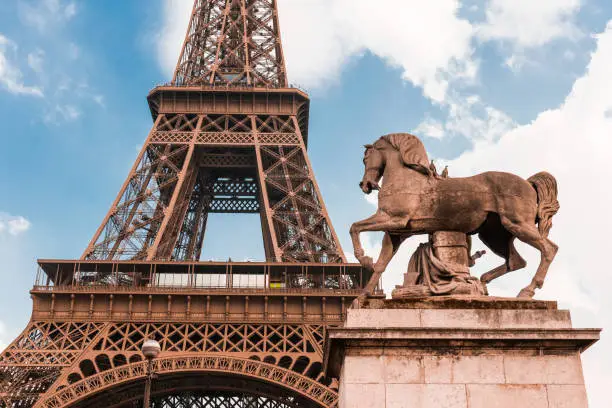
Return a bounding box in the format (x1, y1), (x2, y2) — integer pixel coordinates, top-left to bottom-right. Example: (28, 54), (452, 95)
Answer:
(141, 338), (161, 408)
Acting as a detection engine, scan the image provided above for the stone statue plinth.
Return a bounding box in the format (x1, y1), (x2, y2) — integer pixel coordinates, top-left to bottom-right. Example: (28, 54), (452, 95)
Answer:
(324, 298), (599, 408)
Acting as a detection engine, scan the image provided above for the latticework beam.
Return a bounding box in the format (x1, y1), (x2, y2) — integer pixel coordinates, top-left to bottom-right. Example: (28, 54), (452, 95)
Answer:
(83, 113), (345, 263)
(0, 319), (337, 408)
(173, 0), (287, 87)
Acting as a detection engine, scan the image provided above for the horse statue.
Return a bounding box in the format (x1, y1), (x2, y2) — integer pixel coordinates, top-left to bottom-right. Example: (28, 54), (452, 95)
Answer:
(350, 133), (560, 299)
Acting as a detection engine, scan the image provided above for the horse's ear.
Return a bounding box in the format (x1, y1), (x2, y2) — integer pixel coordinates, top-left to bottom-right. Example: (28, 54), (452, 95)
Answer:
(364, 144), (373, 149)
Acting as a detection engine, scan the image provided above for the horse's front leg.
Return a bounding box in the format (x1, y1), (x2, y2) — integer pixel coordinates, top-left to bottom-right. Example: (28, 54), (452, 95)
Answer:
(350, 213), (407, 297)
(358, 232), (409, 303)
(350, 211), (404, 268)
(350, 211), (387, 269)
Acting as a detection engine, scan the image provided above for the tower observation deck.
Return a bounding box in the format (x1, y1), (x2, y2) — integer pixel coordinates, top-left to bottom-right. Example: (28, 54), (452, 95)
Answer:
(0, 2), (379, 408)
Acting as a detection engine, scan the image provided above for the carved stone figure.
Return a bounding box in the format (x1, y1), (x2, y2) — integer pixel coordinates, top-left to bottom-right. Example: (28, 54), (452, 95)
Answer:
(392, 231), (487, 298)
(350, 133), (559, 299)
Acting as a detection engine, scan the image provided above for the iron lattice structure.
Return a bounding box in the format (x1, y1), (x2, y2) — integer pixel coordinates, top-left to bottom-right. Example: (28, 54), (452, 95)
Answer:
(173, 0), (287, 88)
(0, 1), (374, 407)
(82, 0), (343, 264)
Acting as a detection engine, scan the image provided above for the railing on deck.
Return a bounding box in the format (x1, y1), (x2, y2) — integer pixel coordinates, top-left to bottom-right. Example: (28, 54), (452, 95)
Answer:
(33, 260), (380, 294)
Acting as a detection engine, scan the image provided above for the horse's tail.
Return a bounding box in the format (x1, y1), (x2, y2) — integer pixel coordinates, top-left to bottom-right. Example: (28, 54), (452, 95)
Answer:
(528, 172), (560, 238)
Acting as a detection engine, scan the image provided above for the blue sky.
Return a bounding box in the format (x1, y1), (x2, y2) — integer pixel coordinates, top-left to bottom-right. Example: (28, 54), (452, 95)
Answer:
(1, 0), (612, 405)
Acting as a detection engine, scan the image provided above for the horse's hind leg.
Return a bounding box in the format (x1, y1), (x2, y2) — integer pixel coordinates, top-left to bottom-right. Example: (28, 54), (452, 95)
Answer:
(478, 215), (526, 284)
(499, 217), (558, 298)
(519, 236), (558, 298)
(480, 237), (527, 284)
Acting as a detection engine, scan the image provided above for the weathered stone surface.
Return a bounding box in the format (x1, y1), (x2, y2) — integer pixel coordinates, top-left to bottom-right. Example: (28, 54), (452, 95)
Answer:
(362, 296), (556, 310)
(342, 355), (384, 384)
(420, 308), (499, 329)
(546, 385), (589, 408)
(340, 383), (386, 408)
(422, 355), (505, 384)
(386, 384), (466, 408)
(423, 356), (453, 384)
(346, 308), (421, 328)
(346, 307), (572, 329)
(328, 304), (598, 408)
(383, 356), (422, 384)
(504, 355), (584, 385)
(452, 355), (505, 384)
(498, 309), (572, 329)
(466, 384), (549, 408)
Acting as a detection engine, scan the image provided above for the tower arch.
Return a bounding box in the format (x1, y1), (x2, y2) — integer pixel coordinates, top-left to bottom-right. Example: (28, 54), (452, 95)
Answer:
(35, 355), (337, 408)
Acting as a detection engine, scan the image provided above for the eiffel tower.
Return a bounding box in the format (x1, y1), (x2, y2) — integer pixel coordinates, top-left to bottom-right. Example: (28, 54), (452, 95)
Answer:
(0, 1), (376, 407)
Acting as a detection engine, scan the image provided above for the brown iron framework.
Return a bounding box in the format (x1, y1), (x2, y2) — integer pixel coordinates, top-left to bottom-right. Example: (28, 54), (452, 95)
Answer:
(0, 1), (371, 407)
(82, 0), (342, 264)
(0, 260), (376, 407)
(173, 0), (287, 88)
(81, 95), (343, 264)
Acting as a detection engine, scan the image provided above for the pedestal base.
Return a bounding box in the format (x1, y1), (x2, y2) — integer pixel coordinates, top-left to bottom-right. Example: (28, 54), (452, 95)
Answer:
(324, 297), (600, 408)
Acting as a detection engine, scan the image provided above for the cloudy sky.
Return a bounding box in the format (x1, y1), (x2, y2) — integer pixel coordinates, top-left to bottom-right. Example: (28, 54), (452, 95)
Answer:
(0, 0), (611, 405)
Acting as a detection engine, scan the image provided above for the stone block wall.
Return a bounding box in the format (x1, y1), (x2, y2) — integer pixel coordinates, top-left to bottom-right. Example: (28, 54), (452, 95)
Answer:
(325, 299), (599, 408)
(339, 352), (587, 408)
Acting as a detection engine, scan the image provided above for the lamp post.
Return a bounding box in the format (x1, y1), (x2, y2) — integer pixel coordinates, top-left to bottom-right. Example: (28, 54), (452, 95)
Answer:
(141, 338), (161, 408)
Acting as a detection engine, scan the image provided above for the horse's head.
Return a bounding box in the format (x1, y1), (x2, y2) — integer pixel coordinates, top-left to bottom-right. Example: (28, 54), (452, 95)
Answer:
(359, 134), (432, 194)
(360, 143), (385, 194)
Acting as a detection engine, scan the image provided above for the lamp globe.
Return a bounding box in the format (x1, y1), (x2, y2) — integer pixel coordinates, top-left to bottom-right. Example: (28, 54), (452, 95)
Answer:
(141, 339), (161, 360)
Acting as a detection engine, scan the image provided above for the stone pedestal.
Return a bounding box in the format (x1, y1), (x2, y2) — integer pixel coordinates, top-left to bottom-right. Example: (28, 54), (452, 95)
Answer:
(324, 298), (600, 408)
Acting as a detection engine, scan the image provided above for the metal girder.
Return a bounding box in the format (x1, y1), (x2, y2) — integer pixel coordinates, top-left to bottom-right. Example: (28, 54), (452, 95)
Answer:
(83, 112), (345, 263)
(0, 319), (337, 408)
(173, 0), (287, 87)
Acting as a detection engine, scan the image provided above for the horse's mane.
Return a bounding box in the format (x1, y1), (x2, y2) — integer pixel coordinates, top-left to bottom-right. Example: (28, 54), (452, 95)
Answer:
(379, 133), (432, 176)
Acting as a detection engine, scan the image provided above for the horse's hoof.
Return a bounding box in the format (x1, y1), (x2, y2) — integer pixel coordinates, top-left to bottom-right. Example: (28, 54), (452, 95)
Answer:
(517, 288), (535, 299)
(354, 295), (367, 307)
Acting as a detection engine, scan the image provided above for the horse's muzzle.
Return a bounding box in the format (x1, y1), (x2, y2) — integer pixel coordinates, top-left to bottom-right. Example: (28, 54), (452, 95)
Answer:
(359, 180), (379, 194)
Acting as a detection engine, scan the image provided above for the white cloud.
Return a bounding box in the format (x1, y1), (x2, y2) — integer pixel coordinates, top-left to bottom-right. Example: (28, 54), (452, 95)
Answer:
(563, 49), (577, 61)
(43, 104), (81, 124)
(67, 43), (79, 60)
(0, 213), (31, 236)
(504, 54), (525, 72)
(63, 2), (77, 19)
(0, 321), (9, 352)
(446, 95), (515, 142)
(477, 0), (583, 48)
(413, 94), (515, 143)
(413, 118), (446, 139)
(0, 35), (44, 97)
(156, 0), (192, 83)
(27, 49), (45, 73)
(93, 94), (105, 107)
(19, 0), (77, 32)
(158, 0), (475, 103)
